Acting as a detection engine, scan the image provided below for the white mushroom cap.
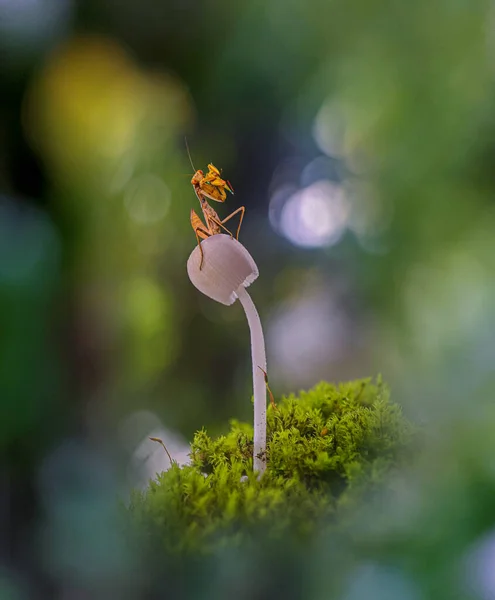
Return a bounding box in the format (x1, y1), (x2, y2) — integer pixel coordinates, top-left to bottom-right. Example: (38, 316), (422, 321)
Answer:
(187, 234), (259, 305)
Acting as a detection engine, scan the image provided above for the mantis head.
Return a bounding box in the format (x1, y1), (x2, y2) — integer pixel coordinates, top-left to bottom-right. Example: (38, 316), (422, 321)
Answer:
(191, 170), (205, 186)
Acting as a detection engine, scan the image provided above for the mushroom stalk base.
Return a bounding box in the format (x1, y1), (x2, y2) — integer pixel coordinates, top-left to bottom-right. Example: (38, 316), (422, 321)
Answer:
(236, 285), (267, 474)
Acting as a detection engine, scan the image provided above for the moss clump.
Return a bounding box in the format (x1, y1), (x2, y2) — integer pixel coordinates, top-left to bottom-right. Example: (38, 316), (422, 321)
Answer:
(128, 377), (414, 554)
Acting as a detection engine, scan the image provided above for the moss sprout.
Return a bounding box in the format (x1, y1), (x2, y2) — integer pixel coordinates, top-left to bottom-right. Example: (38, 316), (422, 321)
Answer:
(127, 377), (414, 554)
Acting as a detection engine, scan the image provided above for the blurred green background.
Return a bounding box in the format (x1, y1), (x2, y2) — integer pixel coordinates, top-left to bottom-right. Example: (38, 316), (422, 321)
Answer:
(2, 0), (495, 598)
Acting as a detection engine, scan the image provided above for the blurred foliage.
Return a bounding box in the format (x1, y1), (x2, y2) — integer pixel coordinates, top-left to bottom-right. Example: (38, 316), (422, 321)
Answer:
(2, 0), (495, 597)
(127, 377), (413, 554)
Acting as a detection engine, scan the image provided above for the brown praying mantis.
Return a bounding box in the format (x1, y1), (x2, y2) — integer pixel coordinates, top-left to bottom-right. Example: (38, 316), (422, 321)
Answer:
(187, 144), (245, 270)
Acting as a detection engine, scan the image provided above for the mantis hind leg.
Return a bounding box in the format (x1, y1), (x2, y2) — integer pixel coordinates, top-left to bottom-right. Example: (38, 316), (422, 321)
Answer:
(207, 207), (245, 241)
(208, 214), (235, 239)
(221, 206), (245, 240)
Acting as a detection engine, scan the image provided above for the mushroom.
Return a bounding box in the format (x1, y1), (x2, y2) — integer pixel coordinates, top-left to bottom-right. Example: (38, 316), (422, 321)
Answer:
(187, 234), (267, 474)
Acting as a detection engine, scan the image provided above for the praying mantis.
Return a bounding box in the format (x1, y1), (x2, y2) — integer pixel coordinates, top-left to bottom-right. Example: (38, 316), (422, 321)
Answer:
(187, 147), (245, 270)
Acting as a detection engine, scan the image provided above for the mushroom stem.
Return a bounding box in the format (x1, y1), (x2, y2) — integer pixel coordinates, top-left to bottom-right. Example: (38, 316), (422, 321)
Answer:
(235, 285), (267, 474)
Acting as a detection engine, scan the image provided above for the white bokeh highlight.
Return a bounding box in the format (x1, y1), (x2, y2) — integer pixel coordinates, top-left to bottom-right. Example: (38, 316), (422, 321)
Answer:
(279, 180), (349, 248)
(267, 283), (351, 387)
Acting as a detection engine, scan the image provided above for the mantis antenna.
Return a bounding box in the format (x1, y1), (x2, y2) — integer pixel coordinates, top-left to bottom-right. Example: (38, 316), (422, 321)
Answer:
(185, 136), (196, 172)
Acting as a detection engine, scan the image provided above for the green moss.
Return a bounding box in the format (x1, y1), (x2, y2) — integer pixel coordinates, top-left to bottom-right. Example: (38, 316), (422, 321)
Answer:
(127, 377), (414, 554)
